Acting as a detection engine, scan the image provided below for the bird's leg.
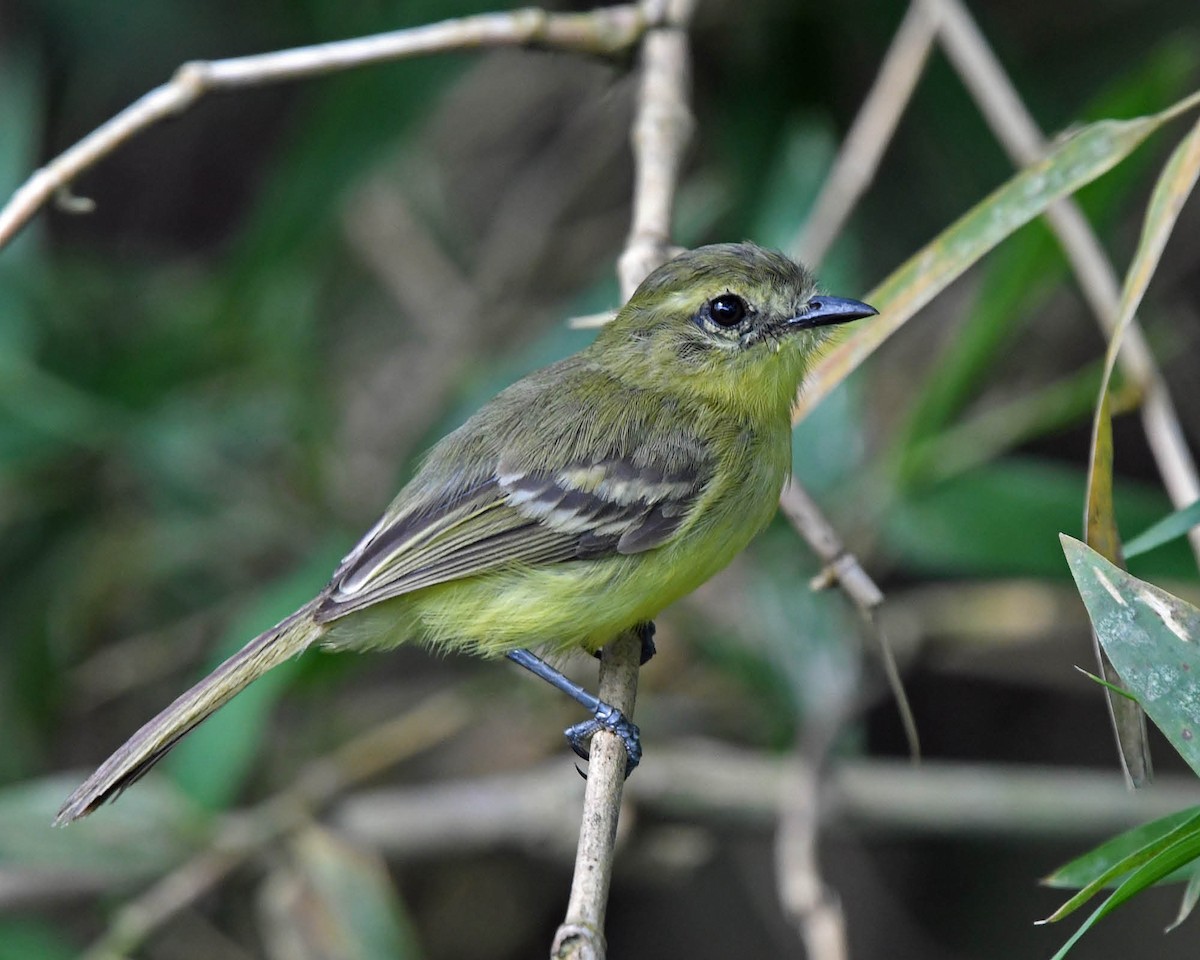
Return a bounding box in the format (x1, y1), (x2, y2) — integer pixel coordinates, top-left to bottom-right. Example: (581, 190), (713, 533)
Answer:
(591, 621), (657, 665)
(506, 646), (642, 774)
(634, 621), (657, 665)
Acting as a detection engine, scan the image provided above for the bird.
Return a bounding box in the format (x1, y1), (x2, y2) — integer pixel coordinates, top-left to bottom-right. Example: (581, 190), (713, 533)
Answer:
(55, 241), (876, 825)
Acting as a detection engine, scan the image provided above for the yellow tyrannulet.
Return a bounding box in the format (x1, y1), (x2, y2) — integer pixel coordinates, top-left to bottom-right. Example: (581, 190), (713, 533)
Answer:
(57, 242), (875, 824)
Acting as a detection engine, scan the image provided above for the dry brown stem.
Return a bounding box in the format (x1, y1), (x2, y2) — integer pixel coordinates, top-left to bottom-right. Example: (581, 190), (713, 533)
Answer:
(0, 4), (651, 251)
(793, 1), (940, 267)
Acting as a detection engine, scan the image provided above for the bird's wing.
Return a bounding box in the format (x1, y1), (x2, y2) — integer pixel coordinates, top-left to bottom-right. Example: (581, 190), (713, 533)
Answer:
(315, 448), (712, 620)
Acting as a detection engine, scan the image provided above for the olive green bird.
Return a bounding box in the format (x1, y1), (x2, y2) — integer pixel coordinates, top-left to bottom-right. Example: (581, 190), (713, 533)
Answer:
(56, 242), (875, 824)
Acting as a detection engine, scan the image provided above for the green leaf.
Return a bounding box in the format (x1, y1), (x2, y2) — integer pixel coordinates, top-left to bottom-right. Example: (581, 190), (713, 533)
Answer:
(1045, 805), (1200, 888)
(0, 921), (76, 960)
(259, 826), (422, 960)
(1049, 823), (1200, 959)
(1125, 498), (1200, 558)
(1061, 536), (1200, 777)
(1072, 109), (1200, 784)
(884, 458), (1191, 579)
(795, 87), (1200, 423)
(1042, 808), (1200, 923)
(1074, 665), (1139, 702)
(901, 359), (1109, 486)
(897, 40), (1200, 465)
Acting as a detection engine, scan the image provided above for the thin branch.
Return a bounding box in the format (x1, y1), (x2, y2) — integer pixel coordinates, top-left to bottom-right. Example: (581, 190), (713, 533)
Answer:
(775, 759), (848, 960)
(776, 15), (939, 953)
(553, 2), (695, 957)
(792, 1), (940, 267)
(926, 0), (1200, 564)
(333, 747), (1200, 851)
(0, 4), (651, 252)
(552, 639), (641, 960)
(16, 749), (1200, 911)
(616, 2), (694, 296)
(778, 475), (918, 760)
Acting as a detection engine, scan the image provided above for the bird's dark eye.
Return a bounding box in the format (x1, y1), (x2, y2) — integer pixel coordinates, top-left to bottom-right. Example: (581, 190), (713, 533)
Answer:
(709, 294), (747, 327)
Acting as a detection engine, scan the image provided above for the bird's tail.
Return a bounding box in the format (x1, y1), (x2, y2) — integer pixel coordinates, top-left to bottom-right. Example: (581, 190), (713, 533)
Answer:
(55, 602), (324, 825)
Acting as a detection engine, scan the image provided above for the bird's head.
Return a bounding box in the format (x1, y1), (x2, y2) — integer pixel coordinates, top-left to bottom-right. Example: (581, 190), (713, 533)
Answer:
(594, 242), (877, 421)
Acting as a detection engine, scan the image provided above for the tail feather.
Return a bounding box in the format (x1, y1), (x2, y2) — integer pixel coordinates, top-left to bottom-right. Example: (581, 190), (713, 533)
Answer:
(55, 603), (323, 825)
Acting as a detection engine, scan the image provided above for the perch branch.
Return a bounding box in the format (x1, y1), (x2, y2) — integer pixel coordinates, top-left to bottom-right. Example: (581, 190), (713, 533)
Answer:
(552, 2), (695, 958)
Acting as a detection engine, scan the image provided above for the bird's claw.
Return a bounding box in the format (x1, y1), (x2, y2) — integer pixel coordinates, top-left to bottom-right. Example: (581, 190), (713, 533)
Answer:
(565, 704), (641, 777)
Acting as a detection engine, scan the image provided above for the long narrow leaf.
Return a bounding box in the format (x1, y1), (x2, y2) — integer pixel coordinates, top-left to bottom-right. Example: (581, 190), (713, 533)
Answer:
(1125, 498), (1200, 558)
(1080, 109), (1200, 784)
(1041, 808), (1200, 922)
(793, 88), (1200, 423)
(1045, 805), (1200, 889)
(1049, 825), (1200, 959)
(1085, 386), (1152, 785)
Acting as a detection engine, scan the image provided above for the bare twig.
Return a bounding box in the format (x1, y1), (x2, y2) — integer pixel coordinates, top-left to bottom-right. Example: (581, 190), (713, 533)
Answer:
(0, 4), (651, 252)
(777, 469), (919, 785)
(792, 1), (940, 267)
(779, 481), (883, 614)
(553, 2), (695, 957)
(776, 759), (848, 960)
(616, 0), (694, 296)
(17, 749), (1200, 911)
(79, 689), (473, 960)
(552, 639), (642, 960)
(775, 16), (938, 953)
(335, 746), (1200, 850)
(926, 0), (1200, 564)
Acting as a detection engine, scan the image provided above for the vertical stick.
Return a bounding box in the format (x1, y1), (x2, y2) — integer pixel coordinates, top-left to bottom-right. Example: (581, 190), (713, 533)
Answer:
(552, 2), (695, 956)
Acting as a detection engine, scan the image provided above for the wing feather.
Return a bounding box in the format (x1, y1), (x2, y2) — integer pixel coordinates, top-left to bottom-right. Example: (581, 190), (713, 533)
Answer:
(316, 444), (712, 622)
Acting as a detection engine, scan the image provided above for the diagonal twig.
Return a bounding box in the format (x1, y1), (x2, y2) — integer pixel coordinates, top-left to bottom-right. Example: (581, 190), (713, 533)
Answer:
(792, 1), (940, 267)
(0, 4), (652, 252)
(774, 22), (927, 947)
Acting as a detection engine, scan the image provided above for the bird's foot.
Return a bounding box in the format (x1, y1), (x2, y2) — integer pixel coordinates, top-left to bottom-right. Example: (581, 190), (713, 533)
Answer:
(565, 702), (642, 776)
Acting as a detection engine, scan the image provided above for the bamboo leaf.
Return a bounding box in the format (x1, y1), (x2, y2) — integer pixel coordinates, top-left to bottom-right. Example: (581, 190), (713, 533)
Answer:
(1080, 109), (1200, 786)
(1045, 805), (1200, 889)
(1061, 536), (1200, 778)
(1126, 498), (1200, 558)
(794, 88), (1200, 422)
(1048, 824), (1200, 959)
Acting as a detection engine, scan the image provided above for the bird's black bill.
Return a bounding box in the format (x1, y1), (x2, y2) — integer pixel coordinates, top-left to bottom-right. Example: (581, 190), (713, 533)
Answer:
(787, 295), (878, 330)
